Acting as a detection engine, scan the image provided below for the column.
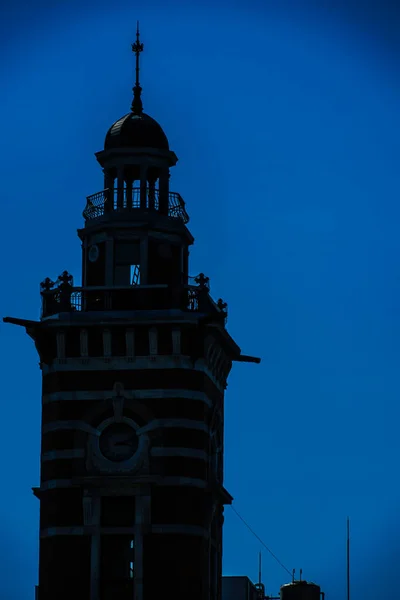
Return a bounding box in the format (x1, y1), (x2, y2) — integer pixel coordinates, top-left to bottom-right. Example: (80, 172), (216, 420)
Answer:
(126, 175), (133, 210)
(56, 331), (65, 359)
(140, 238), (148, 284)
(148, 177), (156, 211)
(89, 496), (101, 600)
(104, 170), (113, 213)
(134, 494), (149, 600)
(117, 166), (124, 210)
(180, 246), (185, 284)
(184, 248), (189, 284)
(216, 507), (224, 600)
(140, 164), (148, 210)
(105, 238), (114, 286)
(158, 168), (169, 215)
(82, 238), (87, 287)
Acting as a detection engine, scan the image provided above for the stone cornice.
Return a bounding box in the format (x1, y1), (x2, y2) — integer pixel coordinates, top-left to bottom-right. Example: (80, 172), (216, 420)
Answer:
(40, 524), (209, 538)
(42, 389), (212, 407)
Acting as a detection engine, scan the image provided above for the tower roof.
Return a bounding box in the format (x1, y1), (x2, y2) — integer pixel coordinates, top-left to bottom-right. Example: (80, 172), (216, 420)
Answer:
(104, 23), (169, 152)
(104, 113), (169, 150)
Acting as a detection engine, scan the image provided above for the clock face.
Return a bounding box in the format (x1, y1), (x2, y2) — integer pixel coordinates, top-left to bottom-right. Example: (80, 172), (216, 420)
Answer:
(88, 244), (99, 262)
(99, 423), (138, 462)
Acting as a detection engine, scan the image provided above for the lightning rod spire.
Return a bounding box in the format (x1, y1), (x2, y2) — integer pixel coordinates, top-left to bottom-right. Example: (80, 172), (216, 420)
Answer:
(131, 21), (144, 115)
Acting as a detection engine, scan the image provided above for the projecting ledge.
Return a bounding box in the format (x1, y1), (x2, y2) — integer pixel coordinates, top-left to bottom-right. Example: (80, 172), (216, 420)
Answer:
(3, 316), (39, 328)
(233, 354), (261, 364)
(219, 486), (233, 505)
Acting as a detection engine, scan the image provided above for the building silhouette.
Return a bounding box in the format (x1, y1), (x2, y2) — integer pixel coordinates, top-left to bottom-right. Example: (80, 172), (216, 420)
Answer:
(3, 25), (263, 600)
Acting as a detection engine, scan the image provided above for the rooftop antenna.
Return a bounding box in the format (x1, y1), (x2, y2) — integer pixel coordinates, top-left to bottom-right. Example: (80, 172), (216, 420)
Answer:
(347, 517), (350, 600)
(256, 551), (266, 599)
(299, 569), (302, 582)
(131, 21), (144, 115)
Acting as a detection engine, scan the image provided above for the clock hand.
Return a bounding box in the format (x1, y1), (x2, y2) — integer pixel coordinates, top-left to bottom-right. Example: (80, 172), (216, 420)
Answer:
(114, 436), (136, 447)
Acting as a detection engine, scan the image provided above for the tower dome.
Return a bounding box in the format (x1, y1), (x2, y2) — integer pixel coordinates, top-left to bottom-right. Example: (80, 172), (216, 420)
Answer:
(104, 112), (169, 150)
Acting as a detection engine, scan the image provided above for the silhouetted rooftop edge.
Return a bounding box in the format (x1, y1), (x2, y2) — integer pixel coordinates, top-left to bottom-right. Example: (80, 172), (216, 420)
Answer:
(104, 113), (169, 151)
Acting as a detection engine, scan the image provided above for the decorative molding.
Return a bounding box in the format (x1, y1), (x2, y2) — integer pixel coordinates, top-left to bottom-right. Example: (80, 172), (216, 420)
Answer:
(39, 475), (207, 492)
(159, 476), (207, 488)
(40, 479), (78, 491)
(42, 421), (100, 436)
(137, 419), (209, 435)
(88, 232), (108, 244)
(150, 447), (207, 460)
(40, 524), (210, 538)
(42, 389), (213, 407)
(97, 527), (134, 534)
(151, 525), (209, 537)
(40, 525), (137, 538)
(41, 357), (225, 392)
(41, 527), (84, 538)
(42, 449), (85, 462)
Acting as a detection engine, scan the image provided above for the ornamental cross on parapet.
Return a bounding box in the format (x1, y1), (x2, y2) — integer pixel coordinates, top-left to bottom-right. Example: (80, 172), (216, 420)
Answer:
(195, 273), (210, 290)
(58, 271), (73, 288)
(217, 299), (228, 312)
(40, 277), (55, 291)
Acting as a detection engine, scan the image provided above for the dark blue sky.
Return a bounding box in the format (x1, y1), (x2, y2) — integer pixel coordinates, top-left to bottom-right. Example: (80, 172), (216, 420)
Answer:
(1, 1), (399, 598)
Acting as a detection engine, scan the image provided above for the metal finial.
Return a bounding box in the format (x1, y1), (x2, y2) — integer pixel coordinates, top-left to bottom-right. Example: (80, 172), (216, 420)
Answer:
(131, 21), (144, 115)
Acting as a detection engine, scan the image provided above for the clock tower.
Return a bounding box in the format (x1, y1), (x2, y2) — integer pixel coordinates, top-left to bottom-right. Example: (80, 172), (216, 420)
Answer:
(4, 25), (260, 600)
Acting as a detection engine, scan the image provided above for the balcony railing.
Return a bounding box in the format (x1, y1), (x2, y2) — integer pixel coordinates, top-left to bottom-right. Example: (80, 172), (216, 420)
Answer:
(83, 187), (189, 224)
(40, 272), (228, 322)
(41, 284), (222, 318)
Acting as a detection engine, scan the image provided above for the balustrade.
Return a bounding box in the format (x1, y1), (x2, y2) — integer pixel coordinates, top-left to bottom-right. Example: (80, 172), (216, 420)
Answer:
(83, 187), (189, 224)
(41, 284), (204, 318)
(40, 273), (227, 322)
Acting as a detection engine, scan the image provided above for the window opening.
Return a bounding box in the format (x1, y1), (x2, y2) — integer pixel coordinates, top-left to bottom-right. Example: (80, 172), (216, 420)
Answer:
(123, 181), (127, 209)
(129, 539), (134, 579)
(130, 265), (141, 286)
